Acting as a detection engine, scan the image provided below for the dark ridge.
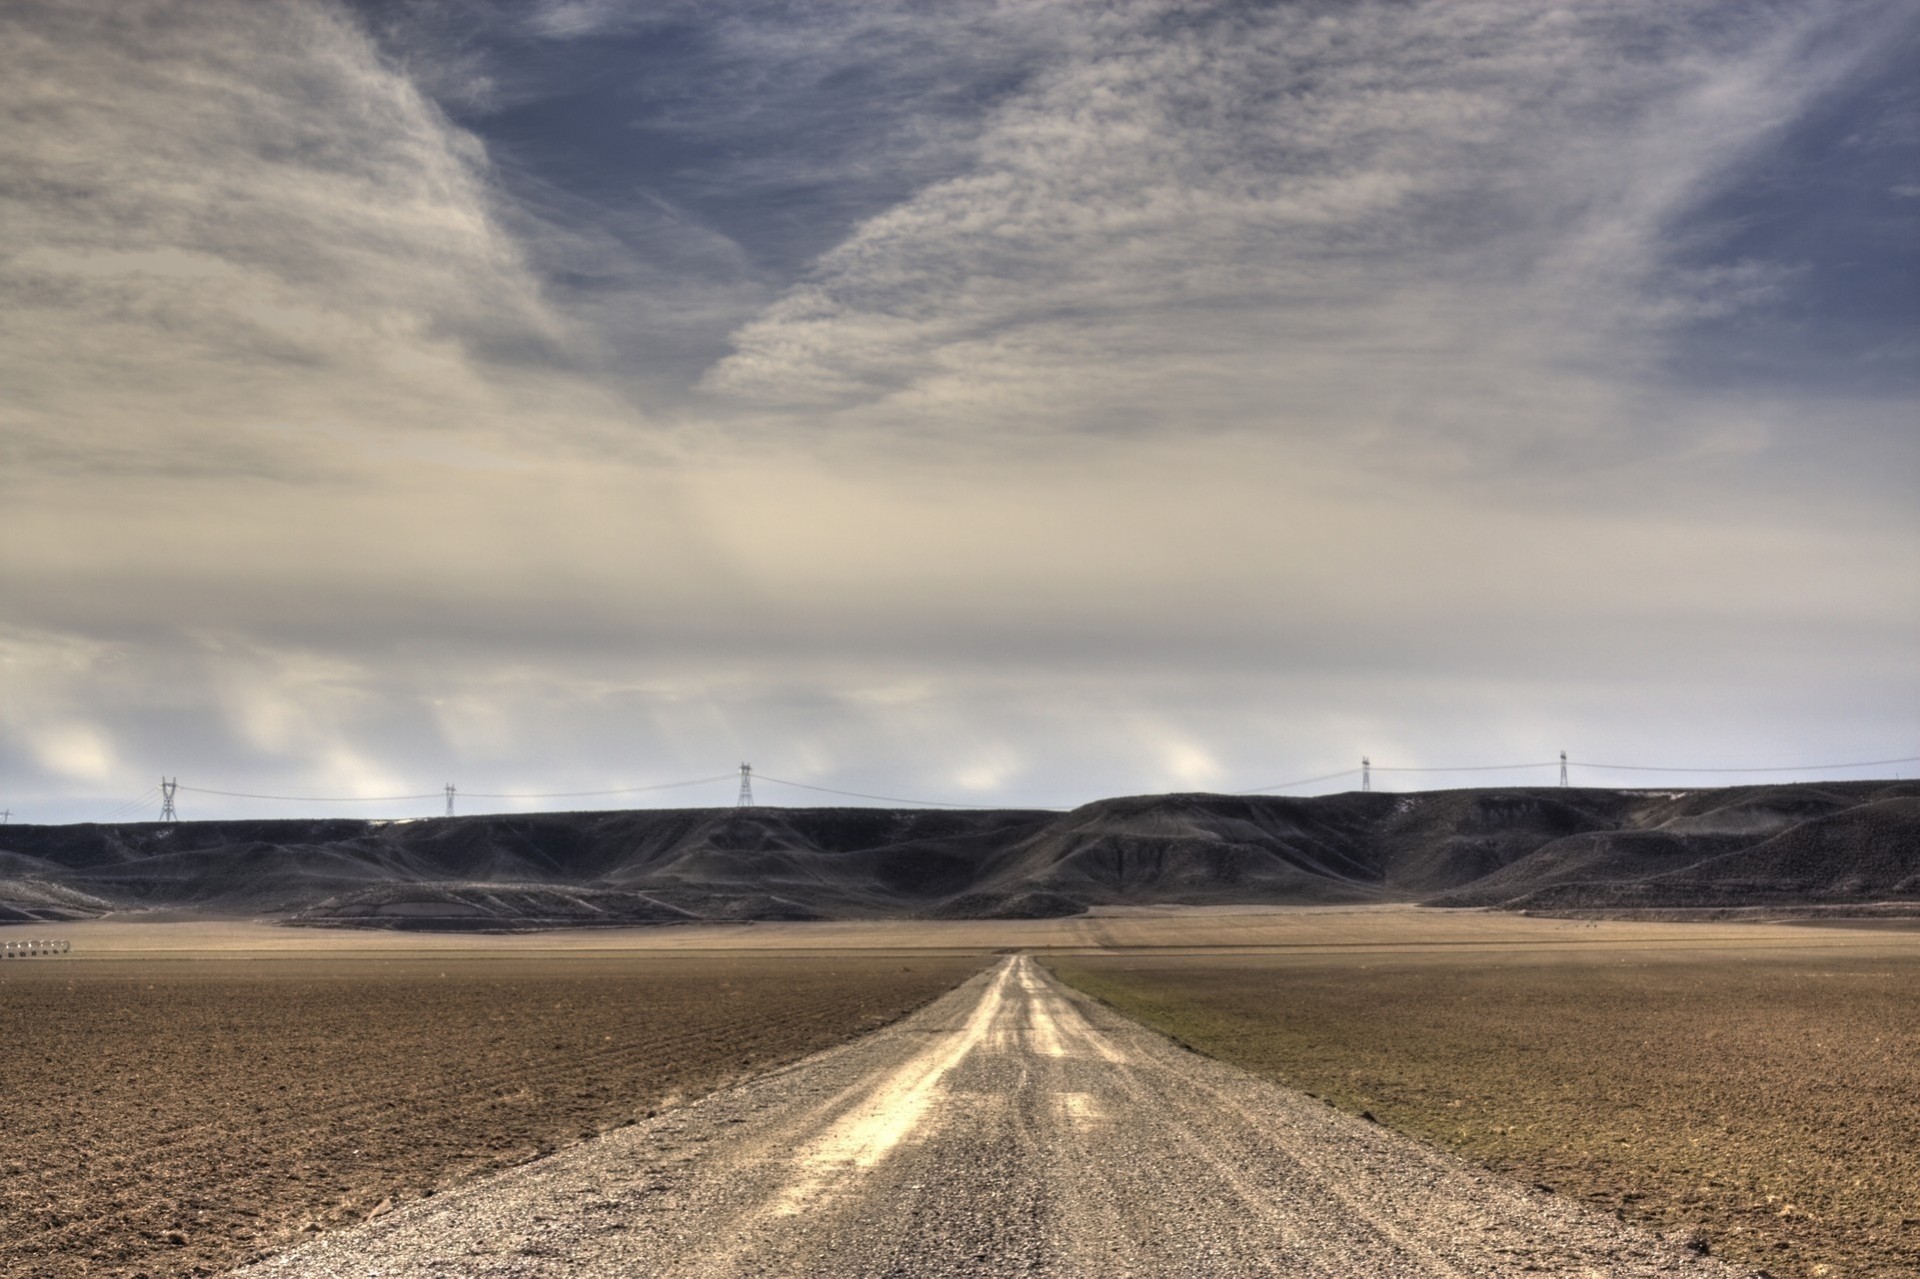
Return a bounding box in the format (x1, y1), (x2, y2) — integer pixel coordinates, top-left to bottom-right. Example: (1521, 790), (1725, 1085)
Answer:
(289, 882), (700, 932)
(1, 782), (1914, 928)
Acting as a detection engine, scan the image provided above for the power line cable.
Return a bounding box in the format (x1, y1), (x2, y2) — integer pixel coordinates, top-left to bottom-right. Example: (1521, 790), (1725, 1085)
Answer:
(1371, 761), (1557, 773)
(104, 788), (161, 821)
(1573, 754), (1920, 774)
(1236, 750), (1915, 794)
(1237, 767), (1364, 794)
(753, 773), (1062, 810)
(99, 788), (156, 819)
(171, 774), (736, 806)
(123, 751), (1920, 818)
(97, 787), (160, 822)
(175, 785), (444, 802)
(462, 774), (738, 799)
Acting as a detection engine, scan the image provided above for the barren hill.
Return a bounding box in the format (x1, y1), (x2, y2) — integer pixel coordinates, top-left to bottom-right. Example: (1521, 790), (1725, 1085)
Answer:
(1, 781), (1915, 927)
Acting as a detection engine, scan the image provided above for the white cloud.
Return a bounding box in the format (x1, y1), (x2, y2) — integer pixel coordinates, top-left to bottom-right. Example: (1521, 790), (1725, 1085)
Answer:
(0, 0), (1913, 819)
(0, 0), (638, 486)
(699, 1), (1879, 469)
(33, 724), (120, 783)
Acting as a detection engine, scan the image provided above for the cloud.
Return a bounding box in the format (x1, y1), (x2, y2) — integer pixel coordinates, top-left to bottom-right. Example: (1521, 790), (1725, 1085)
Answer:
(0, 0), (1914, 819)
(698, 2), (1890, 467)
(0, 0), (641, 488)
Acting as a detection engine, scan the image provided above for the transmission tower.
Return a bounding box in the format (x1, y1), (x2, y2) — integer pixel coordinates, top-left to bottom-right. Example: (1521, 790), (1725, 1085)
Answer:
(159, 777), (178, 823)
(1361, 756), (1371, 793)
(444, 783), (456, 818)
(1, 809), (10, 825)
(737, 762), (754, 808)
(1559, 751), (1569, 788)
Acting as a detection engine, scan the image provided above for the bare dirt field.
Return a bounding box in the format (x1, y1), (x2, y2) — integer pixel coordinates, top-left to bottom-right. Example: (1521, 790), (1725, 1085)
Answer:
(1050, 936), (1920, 1279)
(0, 934), (986, 1279)
(240, 956), (1746, 1279)
(6, 908), (1912, 1278)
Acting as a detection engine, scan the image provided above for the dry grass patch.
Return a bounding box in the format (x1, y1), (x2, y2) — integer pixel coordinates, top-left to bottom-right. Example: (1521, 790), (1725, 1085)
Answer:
(1051, 943), (1920, 1279)
(0, 950), (985, 1279)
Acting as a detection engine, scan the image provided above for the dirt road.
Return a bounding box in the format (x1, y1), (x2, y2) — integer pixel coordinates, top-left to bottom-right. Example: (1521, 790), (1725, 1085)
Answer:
(241, 957), (1748, 1277)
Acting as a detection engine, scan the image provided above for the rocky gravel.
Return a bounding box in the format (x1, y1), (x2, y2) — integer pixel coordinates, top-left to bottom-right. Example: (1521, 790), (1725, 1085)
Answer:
(241, 956), (1759, 1277)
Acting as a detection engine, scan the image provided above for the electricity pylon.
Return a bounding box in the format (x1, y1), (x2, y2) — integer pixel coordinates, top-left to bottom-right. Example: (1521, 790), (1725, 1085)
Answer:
(737, 763), (754, 808)
(159, 777), (178, 822)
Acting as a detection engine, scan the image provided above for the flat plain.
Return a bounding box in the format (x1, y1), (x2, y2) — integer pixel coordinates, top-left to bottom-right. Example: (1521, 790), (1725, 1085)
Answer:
(240, 956), (1747, 1279)
(4, 907), (1914, 1278)
(0, 936), (986, 1279)
(1051, 928), (1920, 1279)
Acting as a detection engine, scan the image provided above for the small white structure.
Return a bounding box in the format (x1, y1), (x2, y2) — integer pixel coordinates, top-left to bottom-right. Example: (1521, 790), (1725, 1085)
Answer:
(0, 938), (71, 958)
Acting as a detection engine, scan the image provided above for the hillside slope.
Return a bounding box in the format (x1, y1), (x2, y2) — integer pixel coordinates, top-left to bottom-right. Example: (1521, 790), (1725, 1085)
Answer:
(1, 781), (1914, 927)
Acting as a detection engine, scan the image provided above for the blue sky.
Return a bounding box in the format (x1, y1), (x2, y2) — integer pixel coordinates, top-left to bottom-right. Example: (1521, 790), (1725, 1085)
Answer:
(2, 0), (1915, 821)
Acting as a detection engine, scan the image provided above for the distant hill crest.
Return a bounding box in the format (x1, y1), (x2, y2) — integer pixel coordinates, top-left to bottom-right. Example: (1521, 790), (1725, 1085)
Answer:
(3, 782), (1916, 928)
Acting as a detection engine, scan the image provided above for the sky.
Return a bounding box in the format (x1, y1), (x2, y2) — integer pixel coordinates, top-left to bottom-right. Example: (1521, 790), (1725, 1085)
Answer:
(2, 0), (1916, 823)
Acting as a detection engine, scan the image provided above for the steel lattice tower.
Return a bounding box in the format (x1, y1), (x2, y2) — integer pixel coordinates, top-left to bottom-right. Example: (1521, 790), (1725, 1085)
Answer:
(1559, 751), (1569, 788)
(737, 763), (754, 808)
(159, 777), (178, 822)
(444, 783), (456, 818)
(1361, 756), (1371, 793)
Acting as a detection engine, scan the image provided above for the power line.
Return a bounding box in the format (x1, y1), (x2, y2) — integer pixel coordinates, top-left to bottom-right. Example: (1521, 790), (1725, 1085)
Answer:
(97, 787), (160, 823)
(1359, 754), (1920, 776)
(169, 774), (737, 806)
(100, 791), (154, 821)
(753, 773), (1059, 810)
(1574, 754), (1920, 774)
(175, 785), (444, 802)
(108, 750), (1918, 823)
(1371, 761), (1557, 773)
(1234, 751), (1918, 795)
(1237, 767), (1363, 795)
(463, 774), (737, 800)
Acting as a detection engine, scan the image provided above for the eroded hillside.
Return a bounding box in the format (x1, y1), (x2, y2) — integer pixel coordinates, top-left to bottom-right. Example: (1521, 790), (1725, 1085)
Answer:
(3, 782), (1916, 927)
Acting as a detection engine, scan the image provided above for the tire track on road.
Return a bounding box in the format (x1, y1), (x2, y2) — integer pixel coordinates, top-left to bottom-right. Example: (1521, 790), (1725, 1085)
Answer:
(241, 956), (1755, 1278)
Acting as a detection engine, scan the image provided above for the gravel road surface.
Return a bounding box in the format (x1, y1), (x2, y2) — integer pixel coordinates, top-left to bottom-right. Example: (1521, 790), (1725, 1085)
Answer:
(240, 957), (1751, 1277)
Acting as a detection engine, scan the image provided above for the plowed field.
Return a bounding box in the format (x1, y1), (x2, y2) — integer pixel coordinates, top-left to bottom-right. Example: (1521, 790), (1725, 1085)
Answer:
(0, 951), (985, 1279)
(1052, 945), (1920, 1279)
